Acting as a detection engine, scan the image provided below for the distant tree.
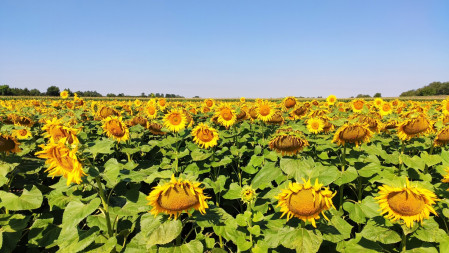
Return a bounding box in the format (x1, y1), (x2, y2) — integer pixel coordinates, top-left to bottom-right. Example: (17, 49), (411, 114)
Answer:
(107, 93), (116, 97)
(118, 93), (125, 97)
(356, 94), (371, 98)
(400, 81), (449, 97)
(0, 85), (12, 95)
(193, 96), (200, 98)
(373, 93), (382, 97)
(141, 92), (146, 97)
(30, 89), (42, 96)
(150, 93), (155, 98)
(46, 86), (60, 96)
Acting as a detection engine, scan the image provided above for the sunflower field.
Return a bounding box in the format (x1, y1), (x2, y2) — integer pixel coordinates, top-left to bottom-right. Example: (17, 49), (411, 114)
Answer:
(1, 94), (449, 253)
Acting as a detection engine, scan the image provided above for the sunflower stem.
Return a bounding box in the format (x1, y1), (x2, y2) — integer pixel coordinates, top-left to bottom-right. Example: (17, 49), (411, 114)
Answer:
(423, 144), (434, 174)
(398, 141), (406, 176)
(401, 231), (407, 252)
(95, 176), (114, 238)
(339, 144), (347, 210)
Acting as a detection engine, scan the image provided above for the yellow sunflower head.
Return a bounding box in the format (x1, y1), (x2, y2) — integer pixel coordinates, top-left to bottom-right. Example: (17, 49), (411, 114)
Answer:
(351, 99), (365, 113)
(379, 102), (393, 116)
(442, 100), (449, 115)
(332, 122), (372, 146)
(276, 178), (336, 227)
(102, 116), (130, 142)
(158, 98), (168, 110)
(60, 90), (69, 99)
(13, 116), (34, 127)
(146, 175), (210, 219)
(357, 115), (383, 133)
(214, 103), (237, 128)
(145, 102), (158, 119)
(326, 95), (337, 105)
(434, 126), (449, 147)
(282, 96), (297, 111)
(12, 128), (32, 140)
(240, 97), (246, 103)
(442, 168), (449, 186)
(307, 118), (325, 134)
(373, 98), (384, 108)
(0, 134), (21, 154)
(35, 138), (86, 186)
(375, 178), (438, 228)
(397, 114), (433, 141)
(191, 123), (219, 149)
(204, 98), (215, 108)
(257, 100), (276, 122)
(163, 109), (187, 132)
(269, 128), (309, 156)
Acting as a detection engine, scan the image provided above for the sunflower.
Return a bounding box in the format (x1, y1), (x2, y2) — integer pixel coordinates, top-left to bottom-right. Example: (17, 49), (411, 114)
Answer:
(276, 178), (336, 227)
(358, 115), (383, 133)
(397, 115), (433, 141)
(269, 128), (309, 156)
(163, 109), (187, 132)
(146, 175), (210, 219)
(191, 123), (219, 149)
(145, 102), (158, 119)
(326, 95), (337, 105)
(134, 99), (142, 107)
(289, 105), (308, 120)
(257, 100), (276, 122)
(282, 96), (297, 111)
(434, 126), (449, 147)
(322, 119), (335, 133)
(13, 116), (34, 127)
(442, 169), (449, 186)
(267, 110), (284, 125)
(157, 98), (168, 111)
(42, 118), (79, 145)
(97, 106), (120, 119)
(375, 178), (438, 228)
(332, 122), (372, 146)
(35, 138), (86, 186)
(307, 118), (325, 134)
(379, 102), (393, 116)
(442, 100), (449, 115)
(373, 98), (383, 108)
(214, 103), (237, 128)
(240, 97), (246, 103)
(60, 90), (69, 99)
(102, 116), (130, 142)
(240, 185), (257, 204)
(0, 134), (21, 154)
(351, 99), (365, 113)
(12, 128), (32, 140)
(127, 116), (148, 128)
(147, 122), (166, 135)
(204, 98), (215, 108)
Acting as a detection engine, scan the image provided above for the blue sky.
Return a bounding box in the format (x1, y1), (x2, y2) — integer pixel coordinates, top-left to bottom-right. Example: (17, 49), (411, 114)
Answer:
(1, 1), (448, 98)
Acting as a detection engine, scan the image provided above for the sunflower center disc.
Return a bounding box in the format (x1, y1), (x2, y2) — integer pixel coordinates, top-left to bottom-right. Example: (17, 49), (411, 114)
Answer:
(285, 99), (296, 108)
(158, 186), (199, 211)
(287, 188), (322, 216)
(147, 107), (156, 115)
(340, 126), (366, 143)
(0, 137), (16, 151)
(221, 109), (233, 120)
(260, 106), (270, 116)
(312, 122), (320, 130)
(198, 129), (213, 142)
(437, 129), (449, 142)
(353, 101), (364, 110)
(387, 191), (425, 216)
(108, 121), (126, 137)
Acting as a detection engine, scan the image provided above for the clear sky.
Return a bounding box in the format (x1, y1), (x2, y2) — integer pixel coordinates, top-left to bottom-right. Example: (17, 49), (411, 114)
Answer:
(1, 1), (448, 98)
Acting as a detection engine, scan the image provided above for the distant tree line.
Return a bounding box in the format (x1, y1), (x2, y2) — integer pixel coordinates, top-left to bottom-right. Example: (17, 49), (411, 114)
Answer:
(400, 81), (449, 97)
(0, 85), (102, 97)
(106, 92), (184, 98)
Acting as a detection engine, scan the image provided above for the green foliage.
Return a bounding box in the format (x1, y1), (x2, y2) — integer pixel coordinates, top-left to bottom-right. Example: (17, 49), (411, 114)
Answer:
(400, 81), (449, 96)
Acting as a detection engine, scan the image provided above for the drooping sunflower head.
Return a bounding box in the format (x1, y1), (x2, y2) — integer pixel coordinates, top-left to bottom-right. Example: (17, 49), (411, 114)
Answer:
(282, 96), (297, 111)
(214, 103), (237, 128)
(257, 100), (276, 122)
(351, 99), (365, 113)
(13, 116), (34, 127)
(12, 128), (32, 140)
(97, 106), (120, 119)
(102, 116), (130, 142)
(60, 90), (69, 99)
(332, 122), (372, 146)
(128, 116), (149, 128)
(434, 126), (449, 147)
(42, 118), (80, 145)
(269, 128), (309, 156)
(35, 138), (86, 186)
(397, 114), (433, 141)
(307, 118), (325, 134)
(146, 175), (210, 219)
(0, 134), (21, 154)
(276, 178), (336, 227)
(326, 95), (337, 105)
(147, 121), (166, 135)
(289, 105), (308, 120)
(266, 110), (285, 125)
(163, 109), (187, 132)
(240, 185), (257, 204)
(375, 178), (438, 228)
(357, 115), (383, 133)
(191, 123), (219, 149)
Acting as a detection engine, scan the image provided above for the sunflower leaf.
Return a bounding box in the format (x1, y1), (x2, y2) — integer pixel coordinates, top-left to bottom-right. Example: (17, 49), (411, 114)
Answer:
(360, 221), (401, 244)
(0, 186), (43, 210)
(159, 240), (203, 253)
(282, 228), (323, 253)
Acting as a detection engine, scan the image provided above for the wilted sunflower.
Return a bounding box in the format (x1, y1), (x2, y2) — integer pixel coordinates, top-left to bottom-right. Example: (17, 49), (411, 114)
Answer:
(257, 100), (276, 122)
(240, 185), (257, 204)
(307, 118), (325, 134)
(358, 115), (383, 133)
(0, 134), (21, 154)
(102, 116), (130, 142)
(60, 90), (69, 99)
(97, 106), (120, 119)
(127, 116), (148, 128)
(267, 110), (284, 125)
(326, 95), (337, 105)
(351, 99), (365, 113)
(269, 128), (309, 156)
(397, 115), (433, 141)
(276, 178), (336, 227)
(289, 105), (308, 120)
(332, 122), (372, 146)
(282, 96), (297, 111)
(42, 118), (79, 145)
(375, 178), (438, 228)
(13, 116), (34, 127)
(35, 138), (86, 186)
(434, 126), (449, 147)
(191, 123), (219, 149)
(163, 109), (187, 132)
(147, 175), (210, 219)
(12, 128), (32, 140)
(215, 103), (237, 128)
(147, 122), (166, 135)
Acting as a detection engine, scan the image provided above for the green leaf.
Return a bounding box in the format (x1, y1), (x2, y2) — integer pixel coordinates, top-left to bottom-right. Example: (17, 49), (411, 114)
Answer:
(222, 183), (242, 200)
(0, 186), (43, 210)
(204, 175), (227, 194)
(334, 166), (358, 186)
(359, 196), (380, 218)
(251, 162), (282, 189)
(414, 217), (447, 243)
(321, 213), (353, 243)
(420, 152), (442, 167)
(102, 158), (122, 187)
(282, 228), (323, 253)
(0, 214), (30, 253)
(248, 225), (261, 236)
(310, 165), (340, 186)
(159, 240), (204, 253)
(360, 221), (401, 244)
(59, 198), (101, 240)
(336, 233), (384, 253)
(146, 219), (182, 247)
(402, 155), (426, 171)
(358, 163), (382, 177)
(190, 149), (212, 161)
(86, 138), (115, 157)
(28, 216), (60, 248)
(57, 227), (100, 253)
(343, 202), (366, 223)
